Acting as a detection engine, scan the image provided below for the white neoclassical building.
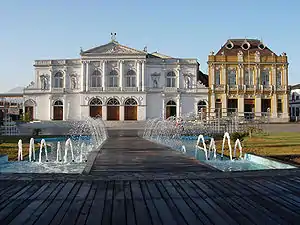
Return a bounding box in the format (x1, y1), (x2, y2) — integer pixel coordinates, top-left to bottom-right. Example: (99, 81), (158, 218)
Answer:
(23, 37), (208, 121)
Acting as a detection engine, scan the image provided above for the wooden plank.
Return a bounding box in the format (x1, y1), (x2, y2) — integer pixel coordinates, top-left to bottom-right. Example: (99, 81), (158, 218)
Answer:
(48, 183), (82, 225)
(75, 183), (97, 225)
(161, 180), (204, 225)
(24, 182), (68, 225)
(155, 181), (187, 225)
(123, 180), (136, 225)
(140, 181), (162, 225)
(6, 182), (57, 225)
(0, 181), (42, 223)
(218, 179), (286, 225)
(59, 182), (92, 225)
(85, 181), (107, 225)
(146, 181), (177, 225)
(235, 179), (300, 224)
(190, 180), (239, 225)
(131, 181), (151, 225)
(101, 180), (114, 225)
(111, 180), (126, 225)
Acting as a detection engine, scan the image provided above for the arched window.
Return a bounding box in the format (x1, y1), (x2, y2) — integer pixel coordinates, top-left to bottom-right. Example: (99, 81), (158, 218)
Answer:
(215, 69), (220, 85)
(197, 100), (207, 112)
(244, 68), (254, 86)
(54, 72), (64, 88)
(91, 70), (101, 87)
(166, 71), (176, 87)
(276, 70), (282, 86)
(166, 100), (176, 106)
(166, 100), (176, 118)
(126, 70), (136, 87)
(107, 98), (120, 105)
(125, 98), (137, 105)
(108, 70), (118, 87)
(89, 98), (102, 105)
(54, 100), (63, 106)
(261, 69), (270, 85)
(227, 68), (236, 86)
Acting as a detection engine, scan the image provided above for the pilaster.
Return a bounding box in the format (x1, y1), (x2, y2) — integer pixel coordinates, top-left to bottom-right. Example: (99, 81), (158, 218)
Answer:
(238, 96), (244, 117)
(255, 95), (262, 117)
(221, 94), (227, 117)
(136, 61), (140, 91)
(119, 60), (124, 91)
(120, 105), (124, 121)
(81, 62), (86, 92)
(271, 94), (277, 118)
(85, 61), (90, 92)
(141, 60), (145, 91)
(102, 60), (106, 91)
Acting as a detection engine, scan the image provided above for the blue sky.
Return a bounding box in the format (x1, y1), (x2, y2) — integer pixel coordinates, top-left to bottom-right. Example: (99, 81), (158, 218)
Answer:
(0, 0), (299, 92)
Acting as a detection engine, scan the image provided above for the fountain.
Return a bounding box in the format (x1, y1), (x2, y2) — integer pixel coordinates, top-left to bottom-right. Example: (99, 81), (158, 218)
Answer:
(17, 139), (23, 161)
(221, 132), (233, 161)
(29, 138), (35, 162)
(196, 134), (208, 160)
(38, 139), (49, 163)
(56, 141), (62, 162)
(80, 142), (87, 162)
(234, 139), (243, 159)
(64, 138), (74, 163)
(208, 137), (217, 160)
(181, 145), (186, 154)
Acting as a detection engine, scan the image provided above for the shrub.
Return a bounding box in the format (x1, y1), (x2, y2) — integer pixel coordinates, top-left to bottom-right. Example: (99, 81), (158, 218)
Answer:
(32, 128), (42, 136)
(231, 132), (248, 142)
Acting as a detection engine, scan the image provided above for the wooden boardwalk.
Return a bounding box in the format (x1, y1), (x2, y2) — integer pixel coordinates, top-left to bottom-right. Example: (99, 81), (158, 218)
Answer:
(0, 130), (300, 224)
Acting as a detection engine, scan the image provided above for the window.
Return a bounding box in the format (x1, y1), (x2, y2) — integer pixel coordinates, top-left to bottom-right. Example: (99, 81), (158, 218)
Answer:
(91, 70), (101, 87)
(107, 98), (120, 105)
(276, 70), (282, 86)
(90, 98), (102, 105)
(166, 71), (176, 87)
(108, 70), (118, 87)
(54, 72), (64, 88)
(227, 68), (236, 86)
(125, 70), (136, 87)
(215, 69), (220, 85)
(277, 99), (282, 113)
(125, 98), (137, 105)
(261, 69), (269, 86)
(244, 68), (254, 86)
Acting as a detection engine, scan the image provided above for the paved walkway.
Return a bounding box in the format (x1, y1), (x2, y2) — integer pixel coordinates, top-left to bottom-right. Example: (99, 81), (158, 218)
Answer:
(0, 130), (300, 224)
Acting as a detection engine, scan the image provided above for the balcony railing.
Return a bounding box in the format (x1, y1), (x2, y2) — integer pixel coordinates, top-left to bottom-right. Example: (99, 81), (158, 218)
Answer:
(123, 87), (138, 92)
(164, 87), (178, 92)
(23, 88), (50, 94)
(106, 87), (121, 92)
(89, 87), (103, 92)
(52, 88), (65, 93)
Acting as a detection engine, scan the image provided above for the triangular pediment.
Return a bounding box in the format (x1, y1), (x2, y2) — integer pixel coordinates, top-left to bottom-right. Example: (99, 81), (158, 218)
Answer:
(81, 41), (146, 56)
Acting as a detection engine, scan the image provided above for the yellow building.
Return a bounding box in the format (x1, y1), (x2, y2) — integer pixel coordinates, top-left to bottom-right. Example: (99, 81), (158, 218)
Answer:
(207, 39), (289, 122)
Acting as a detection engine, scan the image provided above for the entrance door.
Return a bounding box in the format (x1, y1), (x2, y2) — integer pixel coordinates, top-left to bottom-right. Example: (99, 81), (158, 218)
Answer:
(124, 98), (138, 120)
(166, 100), (177, 119)
(90, 106), (102, 118)
(107, 106), (119, 120)
(25, 106), (34, 121)
(53, 100), (63, 120)
(244, 99), (255, 120)
(125, 106), (137, 120)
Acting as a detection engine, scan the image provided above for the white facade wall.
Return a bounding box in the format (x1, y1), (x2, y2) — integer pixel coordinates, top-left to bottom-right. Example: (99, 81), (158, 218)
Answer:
(23, 41), (208, 121)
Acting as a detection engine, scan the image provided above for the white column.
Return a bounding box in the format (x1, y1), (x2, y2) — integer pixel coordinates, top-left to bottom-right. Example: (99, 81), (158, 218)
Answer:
(141, 60), (145, 91)
(102, 60), (106, 91)
(49, 69), (53, 92)
(63, 69), (67, 89)
(271, 94), (277, 118)
(120, 105), (124, 121)
(210, 65), (215, 85)
(136, 61), (140, 91)
(176, 97), (180, 117)
(162, 95), (165, 119)
(238, 97), (244, 117)
(272, 65), (276, 88)
(119, 60), (123, 90)
(85, 61), (89, 92)
(176, 68), (180, 89)
(81, 62), (85, 92)
(63, 98), (66, 121)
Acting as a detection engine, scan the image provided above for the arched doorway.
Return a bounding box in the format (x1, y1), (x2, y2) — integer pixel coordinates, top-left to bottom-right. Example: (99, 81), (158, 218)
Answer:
(166, 100), (176, 119)
(89, 98), (102, 118)
(107, 98), (120, 120)
(53, 100), (63, 120)
(124, 98), (137, 120)
(24, 99), (35, 121)
(197, 100), (207, 120)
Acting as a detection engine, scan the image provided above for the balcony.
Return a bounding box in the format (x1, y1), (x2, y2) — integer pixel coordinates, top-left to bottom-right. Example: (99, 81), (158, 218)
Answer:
(52, 88), (65, 93)
(89, 87), (103, 92)
(106, 87), (121, 92)
(23, 88), (50, 94)
(214, 84), (225, 92)
(123, 87), (138, 92)
(164, 87), (178, 92)
(276, 85), (287, 92)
